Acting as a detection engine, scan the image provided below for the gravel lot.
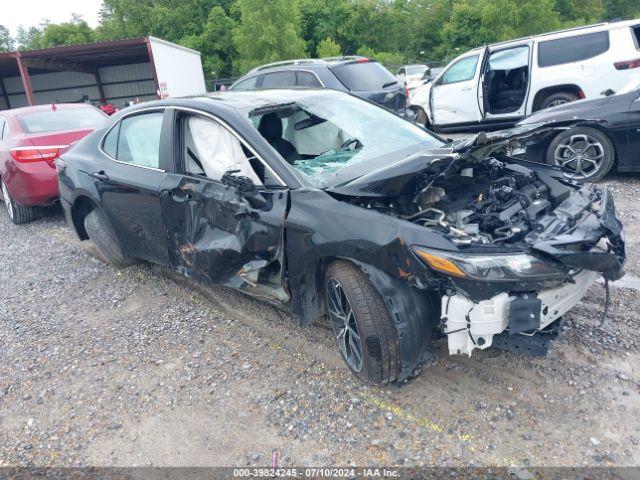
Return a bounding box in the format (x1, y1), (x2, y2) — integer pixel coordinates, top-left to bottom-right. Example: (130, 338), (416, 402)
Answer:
(0, 174), (639, 468)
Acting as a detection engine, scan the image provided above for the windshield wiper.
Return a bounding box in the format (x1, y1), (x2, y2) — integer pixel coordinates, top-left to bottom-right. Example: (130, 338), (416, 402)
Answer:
(382, 81), (398, 89)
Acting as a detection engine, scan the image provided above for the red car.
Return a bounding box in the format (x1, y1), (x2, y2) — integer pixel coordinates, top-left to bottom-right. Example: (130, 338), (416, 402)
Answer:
(0, 104), (107, 224)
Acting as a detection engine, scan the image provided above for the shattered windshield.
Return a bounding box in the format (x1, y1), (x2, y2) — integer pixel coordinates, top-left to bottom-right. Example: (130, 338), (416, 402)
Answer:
(247, 92), (443, 186)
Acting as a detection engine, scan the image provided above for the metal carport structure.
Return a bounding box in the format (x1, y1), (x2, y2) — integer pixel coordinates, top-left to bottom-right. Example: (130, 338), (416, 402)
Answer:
(0, 37), (203, 110)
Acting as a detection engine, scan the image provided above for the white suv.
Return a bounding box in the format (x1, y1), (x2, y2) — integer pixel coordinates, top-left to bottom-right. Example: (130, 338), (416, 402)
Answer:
(410, 20), (640, 132)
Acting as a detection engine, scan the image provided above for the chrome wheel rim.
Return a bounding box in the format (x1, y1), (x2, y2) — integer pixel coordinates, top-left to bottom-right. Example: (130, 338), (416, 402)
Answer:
(327, 278), (363, 372)
(553, 133), (605, 180)
(547, 99), (568, 108)
(1, 181), (13, 220)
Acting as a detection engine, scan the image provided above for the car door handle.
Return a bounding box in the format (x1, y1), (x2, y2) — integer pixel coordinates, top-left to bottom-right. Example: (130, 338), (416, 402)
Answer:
(91, 171), (109, 182)
(461, 86), (472, 91)
(162, 189), (192, 202)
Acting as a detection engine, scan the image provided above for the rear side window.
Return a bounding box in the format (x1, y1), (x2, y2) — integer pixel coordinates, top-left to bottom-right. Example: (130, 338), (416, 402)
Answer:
(232, 75), (259, 91)
(262, 71), (296, 88)
(296, 71), (322, 87)
(102, 123), (119, 157)
(18, 108), (106, 134)
(538, 31), (610, 67)
(103, 112), (163, 169)
(331, 61), (397, 91)
(632, 25), (640, 50)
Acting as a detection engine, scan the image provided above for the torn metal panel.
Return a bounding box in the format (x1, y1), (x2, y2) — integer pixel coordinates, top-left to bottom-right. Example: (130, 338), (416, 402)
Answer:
(159, 173), (289, 302)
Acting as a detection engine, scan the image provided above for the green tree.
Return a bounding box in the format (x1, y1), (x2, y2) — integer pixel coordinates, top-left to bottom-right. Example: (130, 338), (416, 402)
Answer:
(299, 0), (356, 56)
(181, 6), (237, 77)
(357, 46), (405, 66)
(16, 23), (46, 50)
(37, 14), (95, 48)
(0, 25), (13, 52)
(316, 37), (341, 57)
(233, 0), (308, 73)
(442, 0), (561, 56)
(96, 0), (233, 43)
(556, 0), (603, 24)
(403, 0), (451, 63)
(602, 0), (640, 19)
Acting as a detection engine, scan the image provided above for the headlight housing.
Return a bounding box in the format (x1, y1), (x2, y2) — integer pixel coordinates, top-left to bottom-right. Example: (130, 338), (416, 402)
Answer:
(413, 247), (567, 281)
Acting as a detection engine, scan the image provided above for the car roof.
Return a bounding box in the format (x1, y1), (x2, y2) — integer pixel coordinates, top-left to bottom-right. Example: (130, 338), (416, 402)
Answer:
(116, 89), (345, 117)
(1, 103), (99, 117)
(206, 88), (343, 112)
(489, 19), (640, 48)
(245, 56), (371, 75)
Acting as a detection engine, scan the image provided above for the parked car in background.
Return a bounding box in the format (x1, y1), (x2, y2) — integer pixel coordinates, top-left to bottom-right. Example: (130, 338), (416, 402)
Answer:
(396, 64), (429, 91)
(0, 104), (107, 224)
(230, 56), (409, 115)
(58, 89), (624, 385)
(518, 78), (640, 182)
(410, 19), (640, 133)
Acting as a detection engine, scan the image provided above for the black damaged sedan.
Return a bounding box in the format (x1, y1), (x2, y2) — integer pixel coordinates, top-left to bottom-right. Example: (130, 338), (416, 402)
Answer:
(57, 89), (625, 385)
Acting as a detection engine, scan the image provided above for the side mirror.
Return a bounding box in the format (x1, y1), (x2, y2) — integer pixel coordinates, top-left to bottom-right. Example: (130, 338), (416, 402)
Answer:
(221, 170), (268, 209)
(221, 169), (256, 193)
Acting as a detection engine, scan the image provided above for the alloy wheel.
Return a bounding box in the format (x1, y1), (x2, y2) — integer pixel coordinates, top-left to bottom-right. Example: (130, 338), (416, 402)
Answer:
(547, 99), (568, 108)
(553, 133), (605, 180)
(1, 180), (14, 220)
(327, 277), (364, 372)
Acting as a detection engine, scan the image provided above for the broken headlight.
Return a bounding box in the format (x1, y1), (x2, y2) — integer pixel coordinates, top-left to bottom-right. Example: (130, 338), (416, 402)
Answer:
(413, 247), (566, 281)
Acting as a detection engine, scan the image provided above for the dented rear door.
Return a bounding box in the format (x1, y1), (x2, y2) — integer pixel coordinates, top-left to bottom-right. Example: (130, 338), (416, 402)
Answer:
(159, 173), (290, 303)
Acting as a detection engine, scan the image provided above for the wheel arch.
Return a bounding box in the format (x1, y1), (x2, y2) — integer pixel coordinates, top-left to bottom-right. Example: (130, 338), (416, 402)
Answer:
(70, 194), (98, 240)
(532, 84), (583, 111)
(291, 255), (439, 382)
(348, 258), (438, 382)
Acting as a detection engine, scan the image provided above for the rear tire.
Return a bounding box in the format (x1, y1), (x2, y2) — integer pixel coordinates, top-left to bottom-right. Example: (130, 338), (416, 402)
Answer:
(325, 260), (400, 385)
(1, 178), (36, 225)
(539, 91), (578, 110)
(84, 209), (136, 268)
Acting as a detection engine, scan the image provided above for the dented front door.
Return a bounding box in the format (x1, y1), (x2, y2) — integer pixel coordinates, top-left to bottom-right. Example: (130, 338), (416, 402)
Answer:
(159, 173), (290, 303)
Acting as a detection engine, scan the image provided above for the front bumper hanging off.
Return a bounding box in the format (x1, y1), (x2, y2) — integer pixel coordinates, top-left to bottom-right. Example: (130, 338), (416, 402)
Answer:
(441, 186), (625, 357)
(442, 270), (598, 356)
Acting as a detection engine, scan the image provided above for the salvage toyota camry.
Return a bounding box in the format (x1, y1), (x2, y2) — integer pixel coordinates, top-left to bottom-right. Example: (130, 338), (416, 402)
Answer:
(57, 89), (625, 385)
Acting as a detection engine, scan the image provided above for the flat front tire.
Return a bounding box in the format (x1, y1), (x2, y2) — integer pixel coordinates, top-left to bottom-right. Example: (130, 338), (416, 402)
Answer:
(84, 209), (136, 268)
(1, 178), (36, 225)
(325, 260), (400, 385)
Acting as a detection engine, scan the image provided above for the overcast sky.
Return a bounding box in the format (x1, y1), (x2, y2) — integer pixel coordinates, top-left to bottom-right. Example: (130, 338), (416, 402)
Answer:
(2, 0), (103, 37)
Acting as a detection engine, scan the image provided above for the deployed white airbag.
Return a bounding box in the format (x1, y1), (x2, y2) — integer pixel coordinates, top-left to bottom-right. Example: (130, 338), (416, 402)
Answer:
(188, 116), (260, 184)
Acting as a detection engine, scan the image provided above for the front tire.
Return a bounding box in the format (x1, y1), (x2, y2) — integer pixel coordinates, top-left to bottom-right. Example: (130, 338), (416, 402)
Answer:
(84, 209), (136, 268)
(325, 260), (400, 385)
(546, 127), (614, 182)
(1, 178), (36, 224)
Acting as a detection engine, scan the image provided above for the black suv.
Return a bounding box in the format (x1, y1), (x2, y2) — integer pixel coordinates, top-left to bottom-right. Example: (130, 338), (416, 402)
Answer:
(230, 56), (408, 115)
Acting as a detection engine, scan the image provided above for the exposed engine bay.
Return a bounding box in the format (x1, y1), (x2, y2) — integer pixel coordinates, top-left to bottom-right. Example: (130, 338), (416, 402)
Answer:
(353, 155), (579, 246)
(408, 157), (562, 245)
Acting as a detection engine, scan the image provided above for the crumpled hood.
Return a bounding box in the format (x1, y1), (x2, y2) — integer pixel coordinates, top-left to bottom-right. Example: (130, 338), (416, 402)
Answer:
(327, 121), (582, 198)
